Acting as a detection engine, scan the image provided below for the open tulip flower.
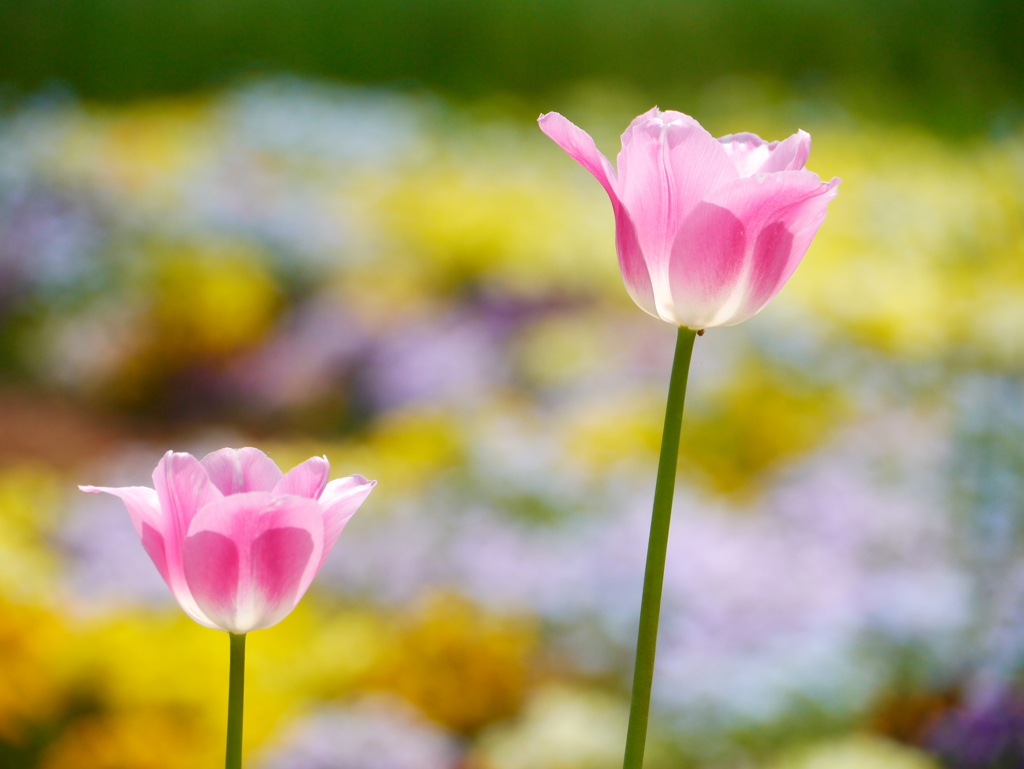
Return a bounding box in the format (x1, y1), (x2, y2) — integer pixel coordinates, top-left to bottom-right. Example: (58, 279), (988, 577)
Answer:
(539, 108), (839, 329)
(539, 108), (839, 769)
(82, 448), (375, 633)
(82, 448), (375, 769)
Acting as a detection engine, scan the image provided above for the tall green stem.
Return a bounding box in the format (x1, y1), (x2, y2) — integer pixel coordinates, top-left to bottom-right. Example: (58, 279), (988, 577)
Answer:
(226, 633), (246, 769)
(622, 327), (697, 769)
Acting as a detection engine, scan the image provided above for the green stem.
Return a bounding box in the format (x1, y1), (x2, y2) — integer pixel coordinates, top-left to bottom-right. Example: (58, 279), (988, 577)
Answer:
(622, 327), (697, 769)
(226, 633), (246, 769)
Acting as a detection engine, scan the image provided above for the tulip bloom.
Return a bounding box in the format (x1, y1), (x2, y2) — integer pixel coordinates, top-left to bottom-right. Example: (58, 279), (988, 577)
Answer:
(83, 448), (375, 768)
(81, 448), (375, 634)
(539, 107), (840, 769)
(539, 108), (839, 329)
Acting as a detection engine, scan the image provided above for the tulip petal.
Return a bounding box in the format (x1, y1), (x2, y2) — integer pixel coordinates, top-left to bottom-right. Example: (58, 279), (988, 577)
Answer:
(273, 456), (330, 500)
(148, 452), (229, 627)
(182, 530), (239, 626)
(79, 485), (170, 583)
(718, 130), (811, 176)
(153, 451), (223, 538)
(616, 109), (739, 311)
(81, 478), (219, 629)
(200, 447), (284, 495)
(668, 171), (840, 328)
(538, 112), (617, 198)
(539, 112), (657, 316)
(182, 492), (325, 633)
(758, 130), (811, 173)
(317, 475), (376, 569)
(718, 132), (771, 176)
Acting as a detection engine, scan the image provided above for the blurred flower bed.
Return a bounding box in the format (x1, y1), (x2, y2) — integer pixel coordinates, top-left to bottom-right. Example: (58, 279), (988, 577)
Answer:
(1, 78), (1024, 768)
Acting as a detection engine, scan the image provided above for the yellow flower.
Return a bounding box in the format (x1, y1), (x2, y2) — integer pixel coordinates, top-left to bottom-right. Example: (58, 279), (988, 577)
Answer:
(0, 600), (70, 741)
(769, 734), (940, 769)
(368, 593), (536, 734)
(39, 709), (220, 769)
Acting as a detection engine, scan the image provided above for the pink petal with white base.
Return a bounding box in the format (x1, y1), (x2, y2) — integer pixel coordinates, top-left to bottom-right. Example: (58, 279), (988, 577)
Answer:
(149, 452), (225, 627)
(81, 449), (374, 633)
(538, 112), (656, 317)
(668, 171), (840, 328)
(739, 178), (840, 313)
(316, 475), (377, 568)
(200, 447), (284, 495)
(616, 109), (739, 296)
(540, 109), (837, 329)
(182, 492), (325, 633)
(273, 456), (330, 499)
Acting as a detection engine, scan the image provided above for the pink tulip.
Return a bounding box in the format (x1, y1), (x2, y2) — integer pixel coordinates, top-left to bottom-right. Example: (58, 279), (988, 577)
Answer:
(81, 448), (375, 633)
(539, 108), (840, 329)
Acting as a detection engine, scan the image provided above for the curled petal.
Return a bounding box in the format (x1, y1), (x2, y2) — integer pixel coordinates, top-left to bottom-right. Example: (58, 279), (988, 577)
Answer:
(79, 485), (170, 584)
(718, 130), (811, 176)
(758, 130), (811, 173)
(539, 111), (657, 317)
(317, 475), (376, 569)
(182, 492), (325, 633)
(273, 456), (330, 500)
(81, 478), (218, 629)
(538, 112), (618, 199)
(200, 447), (284, 495)
(668, 171), (840, 328)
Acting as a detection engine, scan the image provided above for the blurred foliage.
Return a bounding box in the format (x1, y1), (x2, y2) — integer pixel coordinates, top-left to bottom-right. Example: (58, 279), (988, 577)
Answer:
(1, 0), (1023, 135)
(107, 242), (282, 408)
(769, 735), (940, 769)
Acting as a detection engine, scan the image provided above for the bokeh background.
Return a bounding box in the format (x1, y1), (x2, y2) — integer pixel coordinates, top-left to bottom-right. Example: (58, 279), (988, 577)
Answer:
(1, 1), (1024, 767)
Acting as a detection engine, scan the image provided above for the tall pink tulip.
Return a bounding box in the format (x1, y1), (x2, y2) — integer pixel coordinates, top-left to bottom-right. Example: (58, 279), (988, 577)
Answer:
(81, 447), (375, 769)
(538, 108), (838, 769)
(539, 108), (839, 329)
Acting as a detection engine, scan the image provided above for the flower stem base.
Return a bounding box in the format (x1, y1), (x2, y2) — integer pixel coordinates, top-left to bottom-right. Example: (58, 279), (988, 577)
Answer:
(226, 632), (246, 769)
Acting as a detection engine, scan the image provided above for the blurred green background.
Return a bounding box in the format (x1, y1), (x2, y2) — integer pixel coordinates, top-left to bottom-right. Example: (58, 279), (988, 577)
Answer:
(2, 0), (1023, 134)
(0, 2), (1023, 768)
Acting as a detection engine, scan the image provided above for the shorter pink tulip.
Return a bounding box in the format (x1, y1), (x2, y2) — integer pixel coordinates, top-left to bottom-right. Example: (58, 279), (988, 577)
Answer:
(539, 108), (840, 329)
(81, 448), (375, 633)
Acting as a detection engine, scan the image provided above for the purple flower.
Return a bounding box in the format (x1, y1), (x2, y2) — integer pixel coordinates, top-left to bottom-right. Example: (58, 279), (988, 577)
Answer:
(926, 692), (1024, 769)
(257, 698), (460, 769)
